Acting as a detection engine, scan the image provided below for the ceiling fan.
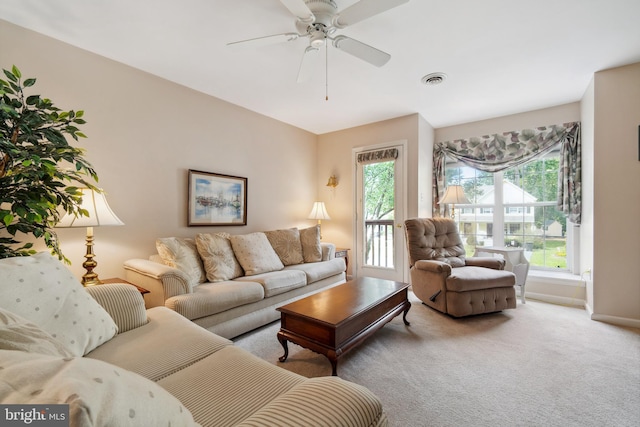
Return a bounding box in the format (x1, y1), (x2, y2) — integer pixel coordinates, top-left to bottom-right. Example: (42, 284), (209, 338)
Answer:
(228, 0), (409, 83)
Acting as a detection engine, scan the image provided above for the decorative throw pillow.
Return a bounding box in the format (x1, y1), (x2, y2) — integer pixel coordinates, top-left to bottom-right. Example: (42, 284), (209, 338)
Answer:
(0, 350), (200, 427)
(0, 308), (74, 357)
(300, 225), (322, 262)
(0, 252), (118, 357)
(195, 233), (244, 282)
(229, 232), (284, 276)
(264, 228), (304, 266)
(156, 237), (207, 286)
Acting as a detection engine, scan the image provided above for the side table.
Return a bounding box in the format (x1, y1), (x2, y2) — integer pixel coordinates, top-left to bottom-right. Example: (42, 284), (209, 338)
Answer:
(335, 248), (349, 273)
(100, 278), (150, 295)
(474, 246), (529, 304)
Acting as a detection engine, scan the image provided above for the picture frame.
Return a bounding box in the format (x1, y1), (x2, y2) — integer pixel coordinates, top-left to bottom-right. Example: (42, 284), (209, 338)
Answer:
(188, 169), (247, 226)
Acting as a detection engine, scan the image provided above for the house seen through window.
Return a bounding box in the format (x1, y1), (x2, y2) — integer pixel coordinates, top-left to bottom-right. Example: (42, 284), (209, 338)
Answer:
(446, 149), (569, 270)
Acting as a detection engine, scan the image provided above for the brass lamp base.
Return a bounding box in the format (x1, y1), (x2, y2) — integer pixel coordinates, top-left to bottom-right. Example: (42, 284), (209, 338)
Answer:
(81, 231), (100, 287)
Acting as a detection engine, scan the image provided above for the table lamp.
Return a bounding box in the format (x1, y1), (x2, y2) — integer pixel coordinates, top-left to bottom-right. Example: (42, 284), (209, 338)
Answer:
(440, 185), (470, 220)
(56, 188), (124, 286)
(308, 201), (330, 239)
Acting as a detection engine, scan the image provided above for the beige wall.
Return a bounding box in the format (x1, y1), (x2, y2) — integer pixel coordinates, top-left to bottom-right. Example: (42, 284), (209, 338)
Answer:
(1, 21), (318, 280)
(580, 79), (596, 311)
(435, 103), (581, 142)
(592, 62), (640, 322)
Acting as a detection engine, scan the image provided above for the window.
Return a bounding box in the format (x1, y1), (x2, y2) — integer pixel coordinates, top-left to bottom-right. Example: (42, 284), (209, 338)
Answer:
(446, 149), (570, 271)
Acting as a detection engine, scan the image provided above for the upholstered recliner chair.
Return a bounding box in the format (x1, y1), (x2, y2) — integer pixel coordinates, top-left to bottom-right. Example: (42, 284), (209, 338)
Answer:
(404, 217), (517, 317)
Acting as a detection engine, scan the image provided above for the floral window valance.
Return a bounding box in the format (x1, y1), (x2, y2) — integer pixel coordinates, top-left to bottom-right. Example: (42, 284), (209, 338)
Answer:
(433, 122), (581, 224)
(357, 148), (398, 164)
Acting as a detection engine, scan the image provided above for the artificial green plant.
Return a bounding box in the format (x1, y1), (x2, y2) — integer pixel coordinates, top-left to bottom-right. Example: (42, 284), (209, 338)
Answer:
(0, 65), (99, 262)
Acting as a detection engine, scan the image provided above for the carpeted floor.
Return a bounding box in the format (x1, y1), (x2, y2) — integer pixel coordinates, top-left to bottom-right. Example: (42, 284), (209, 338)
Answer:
(234, 292), (640, 427)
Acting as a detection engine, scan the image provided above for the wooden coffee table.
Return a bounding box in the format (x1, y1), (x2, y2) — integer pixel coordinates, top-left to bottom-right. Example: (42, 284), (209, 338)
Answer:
(277, 277), (410, 376)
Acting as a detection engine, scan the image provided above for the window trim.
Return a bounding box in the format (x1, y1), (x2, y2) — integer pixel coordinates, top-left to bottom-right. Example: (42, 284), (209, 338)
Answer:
(446, 157), (578, 273)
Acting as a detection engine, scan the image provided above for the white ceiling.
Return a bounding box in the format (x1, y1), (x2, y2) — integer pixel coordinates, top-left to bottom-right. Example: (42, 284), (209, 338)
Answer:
(2, 0), (639, 134)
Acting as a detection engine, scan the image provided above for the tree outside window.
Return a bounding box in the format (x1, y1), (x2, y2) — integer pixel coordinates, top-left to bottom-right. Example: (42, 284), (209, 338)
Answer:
(446, 150), (568, 270)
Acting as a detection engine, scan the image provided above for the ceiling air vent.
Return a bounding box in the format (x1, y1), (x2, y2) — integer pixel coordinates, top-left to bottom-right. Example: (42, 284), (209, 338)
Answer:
(421, 72), (447, 86)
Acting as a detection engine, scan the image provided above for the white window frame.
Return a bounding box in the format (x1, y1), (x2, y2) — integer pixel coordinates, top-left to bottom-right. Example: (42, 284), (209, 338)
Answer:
(446, 157), (577, 273)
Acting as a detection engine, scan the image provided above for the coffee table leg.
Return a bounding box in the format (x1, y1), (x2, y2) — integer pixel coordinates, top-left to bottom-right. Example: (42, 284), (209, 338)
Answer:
(277, 332), (289, 363)
(403, 302), (411, 326)
(329, 358), (338, 376)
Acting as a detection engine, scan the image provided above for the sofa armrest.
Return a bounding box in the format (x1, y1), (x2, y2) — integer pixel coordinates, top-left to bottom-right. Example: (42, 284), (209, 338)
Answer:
(236, 376), (387, 427)
(413, 259), (452, 274)
(85, 284), (148, 333)
(321, 242), (336, 261)
(465, 257), (506, 270)
(123, 258), (193, 308)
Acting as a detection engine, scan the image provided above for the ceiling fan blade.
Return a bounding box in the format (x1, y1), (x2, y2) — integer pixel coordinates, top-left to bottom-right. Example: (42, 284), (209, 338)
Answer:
(334, 0), (409, 28)
(332, 35), (390, 67)
(227, 33), (300, 49)
(280, 0), (315, 22)
(297, 46), (320, 83)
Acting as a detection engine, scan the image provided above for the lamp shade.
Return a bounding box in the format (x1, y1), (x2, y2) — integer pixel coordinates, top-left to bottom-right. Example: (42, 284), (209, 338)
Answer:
(440, 185), (470, 205)
(308, 202), (331, 220)
(57, 189), (124, 228)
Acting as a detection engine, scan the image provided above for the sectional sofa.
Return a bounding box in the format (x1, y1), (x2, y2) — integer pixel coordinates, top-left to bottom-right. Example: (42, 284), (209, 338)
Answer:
(123, 226), (346, 338)
(0, 252), (388, 426)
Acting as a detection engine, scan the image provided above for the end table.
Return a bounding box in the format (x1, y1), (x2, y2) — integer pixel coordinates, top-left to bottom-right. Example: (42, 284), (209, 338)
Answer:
(100, 278), (150, 295)
(335, 248), (350, 273)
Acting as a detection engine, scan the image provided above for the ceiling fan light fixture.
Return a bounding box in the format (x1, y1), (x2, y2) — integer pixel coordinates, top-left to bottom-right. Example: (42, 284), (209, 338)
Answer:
(421, 72), (447, 86)
(309, 25), (327, 47)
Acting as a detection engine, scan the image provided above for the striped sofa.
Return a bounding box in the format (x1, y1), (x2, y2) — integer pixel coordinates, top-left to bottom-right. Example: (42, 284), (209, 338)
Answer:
(0, 253), (388, 427)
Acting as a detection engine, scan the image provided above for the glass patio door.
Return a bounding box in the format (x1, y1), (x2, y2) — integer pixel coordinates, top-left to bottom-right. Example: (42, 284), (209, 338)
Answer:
(354, 144), (406, 282)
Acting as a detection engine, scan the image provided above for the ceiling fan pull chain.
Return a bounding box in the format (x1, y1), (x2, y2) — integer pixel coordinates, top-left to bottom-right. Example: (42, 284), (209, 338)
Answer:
(325, 38), (329, 101)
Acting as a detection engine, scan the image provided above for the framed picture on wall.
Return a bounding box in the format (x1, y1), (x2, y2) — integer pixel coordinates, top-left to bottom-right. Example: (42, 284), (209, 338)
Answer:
(188, 169), (247, 226)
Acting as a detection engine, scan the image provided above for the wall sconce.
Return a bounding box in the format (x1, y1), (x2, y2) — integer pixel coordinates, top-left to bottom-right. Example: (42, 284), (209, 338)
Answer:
(326, 175), (338, 188)
(440, 185), (470, 220)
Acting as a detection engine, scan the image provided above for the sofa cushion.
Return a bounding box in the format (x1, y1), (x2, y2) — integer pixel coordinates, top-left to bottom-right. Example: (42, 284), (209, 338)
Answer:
(238, 270), (307, 298)
(230, 232), (284, 276)
(196, 232), (244, 282)
(0, 308), (73, 357)
(165, 281), (265, 321)
(86, 306), (232, 381)
(284, 258), (345, 284)
(158, 346), (305, 427)
(156, 237), (207, 286)
(300, 225), (322, 262)
(0, 350), (199, 427)
(0, 252), (118, 357)
(264, 228), (304, 266)
(446, 266), (516, 292)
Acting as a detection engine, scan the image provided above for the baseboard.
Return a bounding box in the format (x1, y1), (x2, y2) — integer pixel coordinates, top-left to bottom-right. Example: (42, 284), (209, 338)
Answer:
(590, 313), (640, 329)
(525, 292), (586, 308)
(531, 293), (640, 328)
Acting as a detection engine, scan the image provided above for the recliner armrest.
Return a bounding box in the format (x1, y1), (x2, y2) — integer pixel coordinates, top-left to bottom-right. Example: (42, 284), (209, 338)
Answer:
(413, 259), (452, 274)
(465, 257), (506, 270)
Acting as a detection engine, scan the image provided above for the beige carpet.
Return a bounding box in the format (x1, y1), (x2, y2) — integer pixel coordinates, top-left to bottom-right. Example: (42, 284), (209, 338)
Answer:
(234, 292), (640, 427)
